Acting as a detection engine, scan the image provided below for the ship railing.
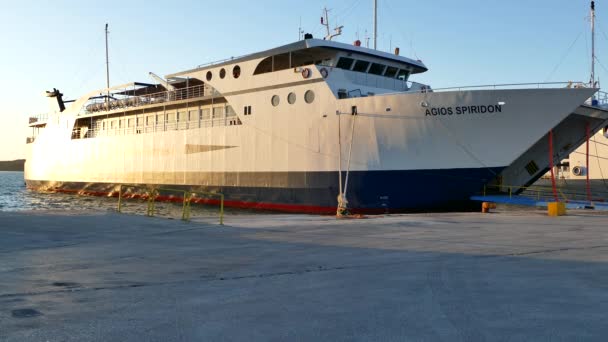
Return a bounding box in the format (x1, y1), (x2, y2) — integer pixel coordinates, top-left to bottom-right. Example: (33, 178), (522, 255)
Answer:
(28, 113), (49, 125)
(481, 183), (608, 204)
(115, 184), (224, 224)
(380, 81), (587, 96)
(82, 115), (242, 139)
(196, 54), (251, 69)
(81, 84), (219, 115)
(587, 90), (608, 108)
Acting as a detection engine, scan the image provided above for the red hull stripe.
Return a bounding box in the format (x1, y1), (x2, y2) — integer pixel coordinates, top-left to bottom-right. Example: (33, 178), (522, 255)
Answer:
(38, 187), (343, 215)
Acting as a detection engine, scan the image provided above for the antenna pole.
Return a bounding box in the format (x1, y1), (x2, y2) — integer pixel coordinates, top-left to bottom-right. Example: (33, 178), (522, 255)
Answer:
(105, 23), (110, 110)
(373, 0), (378, 50)
(591, 1), (596, 87)
(321, 8), (343, 41)
(323, 8), (330, 39)
(299, 16), (302, 40)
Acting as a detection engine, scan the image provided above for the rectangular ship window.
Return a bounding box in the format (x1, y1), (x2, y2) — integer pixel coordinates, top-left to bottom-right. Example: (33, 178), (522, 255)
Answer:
(226, 106), (236, 117)
(336, 57), (355, 70)
(397, 69), (410, 81)
(353, 60), (370, 73)
(200, 108), (211, 120)
(368, 63), (386, 75)
(384, 66), (399, 78)
(213, 106), (224, 118)
(188, 110), (198, 121)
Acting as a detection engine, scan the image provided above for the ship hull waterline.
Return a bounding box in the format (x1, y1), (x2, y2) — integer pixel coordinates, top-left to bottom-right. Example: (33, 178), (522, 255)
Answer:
(26, 167), (504, 214)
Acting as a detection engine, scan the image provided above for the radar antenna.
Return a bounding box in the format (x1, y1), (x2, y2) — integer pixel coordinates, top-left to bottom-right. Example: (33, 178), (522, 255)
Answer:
(321, 7), (343, 41)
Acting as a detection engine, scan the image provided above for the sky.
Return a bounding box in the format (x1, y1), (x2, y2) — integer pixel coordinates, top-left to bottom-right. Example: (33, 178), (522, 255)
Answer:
(0, 0), (603, 160)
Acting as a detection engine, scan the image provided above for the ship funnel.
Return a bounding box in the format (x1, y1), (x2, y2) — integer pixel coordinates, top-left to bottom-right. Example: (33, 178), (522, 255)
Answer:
(45, 88), (66, 112)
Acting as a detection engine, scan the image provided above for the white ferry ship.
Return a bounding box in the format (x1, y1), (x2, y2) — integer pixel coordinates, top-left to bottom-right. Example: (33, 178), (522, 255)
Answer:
(25, 30), (605, 213)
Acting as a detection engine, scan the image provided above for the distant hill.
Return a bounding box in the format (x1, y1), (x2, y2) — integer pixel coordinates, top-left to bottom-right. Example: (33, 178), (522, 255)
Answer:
(0, 159), (25, 171)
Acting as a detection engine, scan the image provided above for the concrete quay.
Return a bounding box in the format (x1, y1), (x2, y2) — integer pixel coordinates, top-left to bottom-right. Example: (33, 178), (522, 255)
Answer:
(0, 210), (607, 341)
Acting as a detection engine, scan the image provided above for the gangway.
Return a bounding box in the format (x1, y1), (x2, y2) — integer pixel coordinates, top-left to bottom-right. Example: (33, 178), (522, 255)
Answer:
(496, 99), (608, 192)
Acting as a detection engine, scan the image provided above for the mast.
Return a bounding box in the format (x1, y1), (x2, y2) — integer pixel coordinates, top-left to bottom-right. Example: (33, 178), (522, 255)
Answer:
(373, 0), (378, 50)
(591, 1), (596, 87)
(321, 7), (343, 41)
(105, 23), (110, 109)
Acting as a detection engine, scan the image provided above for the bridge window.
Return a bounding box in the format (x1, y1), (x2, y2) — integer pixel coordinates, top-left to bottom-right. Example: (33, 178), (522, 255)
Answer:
(233, 65), (241, 78)
(397, 69), (410, 81)
(220, 68), (226, 79)
(384, 66), (399, 78)
(336, 57), (355, 70)
(206, 71), (212, 81)
(353, 60), (370, 73)
(368, 63), (386, 75)
(254, 48), (339, 75)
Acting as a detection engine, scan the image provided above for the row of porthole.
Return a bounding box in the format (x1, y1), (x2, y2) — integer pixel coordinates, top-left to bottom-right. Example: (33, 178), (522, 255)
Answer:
(271, 90), (315, 107)
(207, 65), (241, 81)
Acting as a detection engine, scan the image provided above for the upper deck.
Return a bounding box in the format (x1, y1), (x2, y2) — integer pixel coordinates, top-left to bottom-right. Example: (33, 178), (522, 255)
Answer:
(167, 38), (428, 79)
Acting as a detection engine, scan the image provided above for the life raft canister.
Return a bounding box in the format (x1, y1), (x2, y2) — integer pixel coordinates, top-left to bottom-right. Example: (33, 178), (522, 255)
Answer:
(302, 68), (311, 79)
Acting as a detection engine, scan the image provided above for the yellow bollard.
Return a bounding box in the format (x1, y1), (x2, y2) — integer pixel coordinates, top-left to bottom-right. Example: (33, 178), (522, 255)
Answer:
(548, 202), (566, 216)
(481, 202), (497, 213)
